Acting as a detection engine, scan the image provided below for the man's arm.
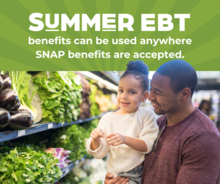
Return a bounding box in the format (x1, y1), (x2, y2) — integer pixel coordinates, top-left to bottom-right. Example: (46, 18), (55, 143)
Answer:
(177, 132), (220, 184)
(104, 173), (129, 184)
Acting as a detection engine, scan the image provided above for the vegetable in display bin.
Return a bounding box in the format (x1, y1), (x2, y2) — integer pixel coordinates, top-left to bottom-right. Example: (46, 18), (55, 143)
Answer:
(65, 159), (72, 164)
(32, 71), (82, 123)
(0, 108), (11, 128)
(9, 108), (32, 116)
(44, 148), (72, 169)
(63, 150), (71, 155)
(9, 109), (33, 129)
(0, 88), (20, 111)
(0, 144), (63, 183)
(0, 75), (3, 89)
(75, 72), (91, 119)
(1, 75), (11, 89)
(9, 71), (42, 123)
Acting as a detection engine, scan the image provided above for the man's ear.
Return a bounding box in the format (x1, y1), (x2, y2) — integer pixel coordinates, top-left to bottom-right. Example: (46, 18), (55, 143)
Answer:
(180, 88), (191, 100)
(142, 91), (149, 102)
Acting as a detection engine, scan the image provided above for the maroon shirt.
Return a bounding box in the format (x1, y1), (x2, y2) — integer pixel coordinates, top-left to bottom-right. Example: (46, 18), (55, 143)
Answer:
(142, 108), (220, 184)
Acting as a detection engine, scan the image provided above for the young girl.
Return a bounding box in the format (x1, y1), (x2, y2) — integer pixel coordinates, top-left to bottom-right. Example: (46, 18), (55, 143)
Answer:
(86, 61), (159, 184)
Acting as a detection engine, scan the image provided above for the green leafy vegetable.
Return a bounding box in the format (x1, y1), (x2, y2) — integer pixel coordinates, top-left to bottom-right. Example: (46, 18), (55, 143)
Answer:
(9, 71), (39, 121)
(0, 145), (62, 184)
(89, 84), (100, 116)
(50, 119), (99, 160)
(32, 71), (82, 123)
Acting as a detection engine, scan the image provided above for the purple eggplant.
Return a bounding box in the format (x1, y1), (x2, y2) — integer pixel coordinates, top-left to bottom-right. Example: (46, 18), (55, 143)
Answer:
(0, 76), (3, 89)
(10, 109), (32, 116)
(9, 109), (33, 130)
(0, 108), (11, 128)
(1, 75), (11, 89)
(0, 89), (20, 111)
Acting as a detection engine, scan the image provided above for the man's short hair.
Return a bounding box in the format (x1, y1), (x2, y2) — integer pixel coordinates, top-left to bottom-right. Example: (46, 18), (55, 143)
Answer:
(156, 60), (198, 96)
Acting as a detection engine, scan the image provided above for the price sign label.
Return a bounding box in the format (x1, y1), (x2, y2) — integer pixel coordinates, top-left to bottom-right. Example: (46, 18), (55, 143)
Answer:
(48, 123), (53, 129)
(17, 130), (25, 137)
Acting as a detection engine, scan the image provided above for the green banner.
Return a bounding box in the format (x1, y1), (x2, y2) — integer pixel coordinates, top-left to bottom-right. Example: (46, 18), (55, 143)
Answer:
(1, 0), (220, 71)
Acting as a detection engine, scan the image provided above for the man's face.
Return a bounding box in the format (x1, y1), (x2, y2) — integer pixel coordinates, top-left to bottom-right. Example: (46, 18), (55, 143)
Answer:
(148, 73), (179, 115)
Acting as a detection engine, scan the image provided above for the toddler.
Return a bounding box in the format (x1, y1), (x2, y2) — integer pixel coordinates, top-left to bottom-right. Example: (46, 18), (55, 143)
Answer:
(86, 61), (159, 184)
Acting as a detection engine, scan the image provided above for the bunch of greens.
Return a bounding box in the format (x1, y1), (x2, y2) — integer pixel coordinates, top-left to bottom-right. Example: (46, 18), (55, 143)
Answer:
(32, 71), (82, 123)
(76, 73), (92, 119)
(89, 84), (100, 116)
(9, 71), (38, 121)
(0, 144), (62, 184)
(50, 119), (99, 161)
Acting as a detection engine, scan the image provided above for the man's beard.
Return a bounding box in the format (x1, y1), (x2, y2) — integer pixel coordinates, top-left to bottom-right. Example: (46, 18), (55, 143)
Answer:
(154, 108), (166, 115)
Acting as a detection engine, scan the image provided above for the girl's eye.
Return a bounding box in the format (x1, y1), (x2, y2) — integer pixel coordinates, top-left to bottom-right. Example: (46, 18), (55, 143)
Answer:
(130, 91), (135, 94)
(118, 89), (123, 93)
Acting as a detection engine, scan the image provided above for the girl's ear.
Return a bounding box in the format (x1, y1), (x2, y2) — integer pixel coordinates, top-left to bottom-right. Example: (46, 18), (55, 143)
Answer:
(142, 91), (149, 102)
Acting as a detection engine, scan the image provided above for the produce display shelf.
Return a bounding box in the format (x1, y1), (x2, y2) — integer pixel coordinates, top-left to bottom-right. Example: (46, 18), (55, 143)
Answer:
(54, 158), (85, 184)
(0, 115), (102, 143)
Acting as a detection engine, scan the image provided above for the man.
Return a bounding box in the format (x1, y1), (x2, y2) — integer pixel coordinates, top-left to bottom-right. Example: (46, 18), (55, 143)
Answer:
(105, 60), (220, 184)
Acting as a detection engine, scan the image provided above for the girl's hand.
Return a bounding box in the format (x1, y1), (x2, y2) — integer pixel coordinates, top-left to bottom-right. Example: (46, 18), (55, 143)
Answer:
(106, 133), (126, 146)
(90, 128), (105, 141)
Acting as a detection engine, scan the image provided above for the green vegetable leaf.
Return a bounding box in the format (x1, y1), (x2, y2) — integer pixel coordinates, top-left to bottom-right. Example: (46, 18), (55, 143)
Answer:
(11, 171), (18, 182)
(33, 71), (83, 124)
(26, 178), (32, 182)
(0, 167), (7, 172)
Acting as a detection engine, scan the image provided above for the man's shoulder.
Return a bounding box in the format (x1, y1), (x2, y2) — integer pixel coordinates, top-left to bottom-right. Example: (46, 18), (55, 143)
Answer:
(179, 109), (220, 142)
(181, 111), (220, 160)
(192, 109), (219, 134)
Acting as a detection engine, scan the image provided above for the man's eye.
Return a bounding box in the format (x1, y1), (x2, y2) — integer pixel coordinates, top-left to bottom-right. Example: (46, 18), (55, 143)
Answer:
(155, 91), (161, 95)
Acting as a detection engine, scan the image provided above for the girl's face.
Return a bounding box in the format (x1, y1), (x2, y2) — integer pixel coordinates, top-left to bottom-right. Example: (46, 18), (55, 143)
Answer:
(117, 75), (148, 114)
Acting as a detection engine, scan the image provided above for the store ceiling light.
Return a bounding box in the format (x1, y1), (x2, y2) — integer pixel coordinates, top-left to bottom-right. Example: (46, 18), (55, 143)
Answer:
(78, 71), (118, 91)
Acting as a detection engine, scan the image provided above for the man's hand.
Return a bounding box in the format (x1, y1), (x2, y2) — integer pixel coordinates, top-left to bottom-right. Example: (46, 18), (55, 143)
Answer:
(105, 173), (129, 184)
(106, 133), (126, 146)
(90, 128), (105, 141)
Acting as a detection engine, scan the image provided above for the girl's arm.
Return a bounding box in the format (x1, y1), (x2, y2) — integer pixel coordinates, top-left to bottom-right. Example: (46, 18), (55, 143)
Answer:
(106, 133), (148, 152)
(105, 108), (159, 153)
(90, 139), (101, 150)
(90, 128), (105, 150)
(86, 112), (111, 159)
(125, 136), (148, 152)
